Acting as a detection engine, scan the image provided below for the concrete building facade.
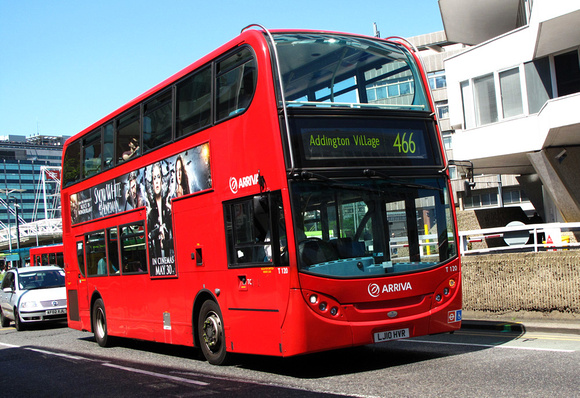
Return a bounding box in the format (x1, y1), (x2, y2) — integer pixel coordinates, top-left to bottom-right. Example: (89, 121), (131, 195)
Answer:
(441, 0), (580, 223)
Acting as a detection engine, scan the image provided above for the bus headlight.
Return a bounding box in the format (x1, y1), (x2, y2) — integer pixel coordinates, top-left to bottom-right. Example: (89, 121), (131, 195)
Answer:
(302, 289), (343, 320)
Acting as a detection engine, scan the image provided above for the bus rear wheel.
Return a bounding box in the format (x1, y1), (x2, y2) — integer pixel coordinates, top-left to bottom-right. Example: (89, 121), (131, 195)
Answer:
(197, 300), (228, 365)
(92, 298), (112, 347)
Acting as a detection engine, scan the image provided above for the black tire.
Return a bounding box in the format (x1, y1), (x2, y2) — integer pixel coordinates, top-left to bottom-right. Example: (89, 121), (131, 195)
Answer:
(0, 309), (10, 327)
(197, 300), (228, 365)
(14, 309), (25, 331)
(92, 298), (112, 347)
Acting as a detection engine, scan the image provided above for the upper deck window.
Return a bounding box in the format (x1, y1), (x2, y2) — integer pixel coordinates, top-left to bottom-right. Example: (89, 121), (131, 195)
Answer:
(273, 33), (430, 111)
(216, 48), (257, 121)
(143, 89), (172, 152)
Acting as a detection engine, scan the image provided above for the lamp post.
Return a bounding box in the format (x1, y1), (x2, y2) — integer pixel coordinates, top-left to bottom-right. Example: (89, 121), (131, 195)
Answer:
(13, 201), (21, 267)
(1, 188), (26, 267)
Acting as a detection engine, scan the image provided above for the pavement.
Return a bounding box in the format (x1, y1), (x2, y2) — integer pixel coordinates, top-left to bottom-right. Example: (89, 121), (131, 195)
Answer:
(461, 310), (580, 335)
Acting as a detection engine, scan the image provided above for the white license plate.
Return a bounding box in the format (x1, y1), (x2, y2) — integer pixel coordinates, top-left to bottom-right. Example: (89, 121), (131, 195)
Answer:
(45, 309), (66, 315)
(374, 328), (410, 342)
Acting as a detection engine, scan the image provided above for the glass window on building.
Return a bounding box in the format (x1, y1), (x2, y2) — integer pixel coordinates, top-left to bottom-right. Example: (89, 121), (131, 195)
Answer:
(428, 71), (447, 90)
(554, 50), (580, 97)
(473, 74), (498, 126)
(442, 134), (452, 150)
(499, 68), (523, 118)
(460, 80), (475, 129)
(525, 57), (552, 114)
(436, 100), (449, 119)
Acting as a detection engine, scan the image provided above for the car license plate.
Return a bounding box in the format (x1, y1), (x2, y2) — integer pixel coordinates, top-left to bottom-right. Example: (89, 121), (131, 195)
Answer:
(45, 309), (66, 315)
(374, 328), (410, 342)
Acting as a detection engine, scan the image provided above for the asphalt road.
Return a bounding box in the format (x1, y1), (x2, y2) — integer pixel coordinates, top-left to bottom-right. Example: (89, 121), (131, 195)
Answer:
(0, 322), (578, 397)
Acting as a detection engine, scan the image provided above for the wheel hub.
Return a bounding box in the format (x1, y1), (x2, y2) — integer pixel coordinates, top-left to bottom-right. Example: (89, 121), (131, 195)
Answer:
(203, 312), (221, 349)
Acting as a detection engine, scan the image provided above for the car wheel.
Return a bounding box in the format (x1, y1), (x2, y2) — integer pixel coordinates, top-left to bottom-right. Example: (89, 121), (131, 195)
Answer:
(0, 309), (10, 327)
(14, 309), (25, 331)
(92, 298), (112, 347)
(197, 300), (228, 365)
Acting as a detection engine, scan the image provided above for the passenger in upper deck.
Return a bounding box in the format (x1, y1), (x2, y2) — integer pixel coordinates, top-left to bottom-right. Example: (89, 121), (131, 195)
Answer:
(122, 137), (140, 161)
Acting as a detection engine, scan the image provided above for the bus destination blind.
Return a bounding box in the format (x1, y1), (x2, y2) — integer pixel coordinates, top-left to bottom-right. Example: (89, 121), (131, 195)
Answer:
(301, 127), (429, 160)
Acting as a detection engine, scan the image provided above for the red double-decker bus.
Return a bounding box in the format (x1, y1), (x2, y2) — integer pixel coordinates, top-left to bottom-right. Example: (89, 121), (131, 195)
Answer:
(30, 244), (64, 268)
(61, 26), (461, 365)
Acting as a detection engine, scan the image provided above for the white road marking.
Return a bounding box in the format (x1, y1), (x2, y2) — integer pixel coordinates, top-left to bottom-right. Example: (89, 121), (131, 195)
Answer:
(0, 342), (209, 386)
(103, 363), (209, 386)
(406, 339), (575, 353)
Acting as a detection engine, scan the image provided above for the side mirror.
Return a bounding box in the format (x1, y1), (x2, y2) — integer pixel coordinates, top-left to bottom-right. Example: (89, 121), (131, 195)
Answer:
(464, 180), (476, 197)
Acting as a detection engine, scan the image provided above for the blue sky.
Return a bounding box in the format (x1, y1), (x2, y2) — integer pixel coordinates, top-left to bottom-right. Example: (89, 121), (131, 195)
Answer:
(0, 0), (443, 137)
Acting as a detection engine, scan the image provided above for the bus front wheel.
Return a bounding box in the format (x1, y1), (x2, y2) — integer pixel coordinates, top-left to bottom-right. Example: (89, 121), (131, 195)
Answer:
(197, 300), (228, 365)
(92, 298), (112, 347)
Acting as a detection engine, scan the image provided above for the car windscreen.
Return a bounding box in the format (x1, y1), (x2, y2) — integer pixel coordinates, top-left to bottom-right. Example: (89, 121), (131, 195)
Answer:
(19, 270), (65, 290)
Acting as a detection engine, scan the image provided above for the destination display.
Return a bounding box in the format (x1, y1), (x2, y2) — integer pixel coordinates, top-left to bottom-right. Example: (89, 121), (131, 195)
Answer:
(302, 127), (428, 160)
(288, 116), (440, 168)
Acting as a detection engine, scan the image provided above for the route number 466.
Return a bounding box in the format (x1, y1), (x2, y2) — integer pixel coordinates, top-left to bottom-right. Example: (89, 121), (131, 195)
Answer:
(393, 132), (416, 154)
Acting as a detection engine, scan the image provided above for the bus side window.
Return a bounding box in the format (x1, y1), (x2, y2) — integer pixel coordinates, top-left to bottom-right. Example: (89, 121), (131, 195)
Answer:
(107, 227), (120, 275)
(216, 47), (257, 121)
(103, 122), (115, 169)
(116, 107), (140, 165)
(76, 241), (86, 277)
(120, 222), (147, 274)
(56, 252), (64, 268)
(86, 231), (107, 276)
(63, 140), (81, 187)
(83, 128), (102, 178)
(143, 89), (172, 153)
(224, 191), (285, 267)
(176, 67), (212, 138)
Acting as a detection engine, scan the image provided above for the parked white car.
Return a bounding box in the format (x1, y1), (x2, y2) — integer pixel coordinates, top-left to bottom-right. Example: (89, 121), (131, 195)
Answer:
(0, 266), (67, 331)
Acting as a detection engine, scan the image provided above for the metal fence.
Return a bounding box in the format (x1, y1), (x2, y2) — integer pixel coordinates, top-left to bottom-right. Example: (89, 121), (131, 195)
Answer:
(459, 222), (580, 255)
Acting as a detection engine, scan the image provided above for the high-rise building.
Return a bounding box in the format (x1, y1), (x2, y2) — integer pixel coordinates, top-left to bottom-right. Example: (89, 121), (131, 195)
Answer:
(0, 134), (67, 247)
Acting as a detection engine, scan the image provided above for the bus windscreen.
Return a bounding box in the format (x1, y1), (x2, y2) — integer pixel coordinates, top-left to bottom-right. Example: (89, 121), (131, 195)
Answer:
(274, 33), (430, 111)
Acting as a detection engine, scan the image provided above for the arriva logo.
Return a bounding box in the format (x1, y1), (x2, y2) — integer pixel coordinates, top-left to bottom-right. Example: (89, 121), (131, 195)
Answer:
(368, 282), (412, 297)
(229, 173), (260, 194)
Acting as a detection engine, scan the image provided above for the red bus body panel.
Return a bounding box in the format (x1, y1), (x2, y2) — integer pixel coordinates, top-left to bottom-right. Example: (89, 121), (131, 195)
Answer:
(62, 28), (462, 359)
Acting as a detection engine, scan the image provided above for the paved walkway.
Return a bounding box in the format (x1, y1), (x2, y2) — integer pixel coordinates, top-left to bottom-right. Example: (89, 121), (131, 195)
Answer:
(462, 310), (580, 335)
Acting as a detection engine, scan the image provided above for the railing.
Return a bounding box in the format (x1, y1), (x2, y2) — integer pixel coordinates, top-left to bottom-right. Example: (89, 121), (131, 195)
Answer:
(0, 218), (62, 248)
(459, 222), (580, 255)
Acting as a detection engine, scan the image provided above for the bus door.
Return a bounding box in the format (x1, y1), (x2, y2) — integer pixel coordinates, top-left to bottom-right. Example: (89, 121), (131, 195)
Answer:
(222, 191), (290, 354)
(67, 236), (89, 327)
